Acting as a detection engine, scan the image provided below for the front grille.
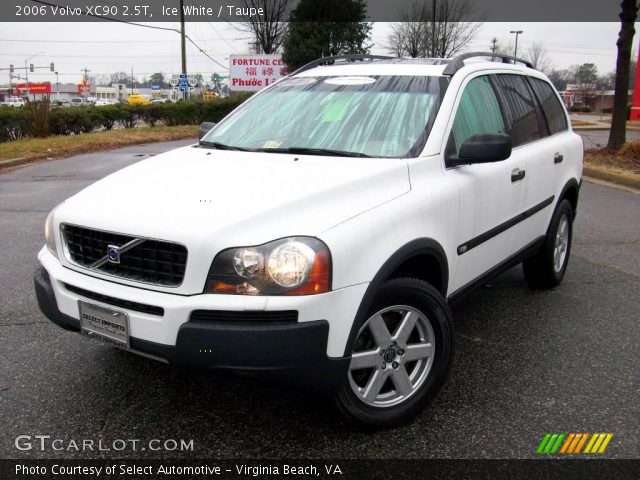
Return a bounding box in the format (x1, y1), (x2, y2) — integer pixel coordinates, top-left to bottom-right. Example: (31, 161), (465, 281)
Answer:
(65, 283), (164, 316)
(61, 224), (187, 287)
(190, 310), (298, 324)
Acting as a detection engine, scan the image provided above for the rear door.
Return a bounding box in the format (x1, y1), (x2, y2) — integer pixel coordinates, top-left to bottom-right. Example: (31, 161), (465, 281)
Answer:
(491, 74), (555, 251)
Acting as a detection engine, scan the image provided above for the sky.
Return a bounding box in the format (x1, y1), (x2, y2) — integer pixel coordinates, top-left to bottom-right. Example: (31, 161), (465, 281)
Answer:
(0, 22), (630, 86)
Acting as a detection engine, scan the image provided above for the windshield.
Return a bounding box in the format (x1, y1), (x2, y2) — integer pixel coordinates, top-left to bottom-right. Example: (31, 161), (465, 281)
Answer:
(203, 75), (444, 158)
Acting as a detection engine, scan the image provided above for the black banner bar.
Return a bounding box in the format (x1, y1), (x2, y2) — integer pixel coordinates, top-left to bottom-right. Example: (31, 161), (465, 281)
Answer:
(3, 0), (625, 23)
(1, 459), (639, 480)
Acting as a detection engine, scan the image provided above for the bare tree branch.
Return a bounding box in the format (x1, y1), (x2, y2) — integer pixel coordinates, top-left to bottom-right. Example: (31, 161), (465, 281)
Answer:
(237, 0), (292, 54)
(387, 0), (481, 59)
(526, 42), (553, 73)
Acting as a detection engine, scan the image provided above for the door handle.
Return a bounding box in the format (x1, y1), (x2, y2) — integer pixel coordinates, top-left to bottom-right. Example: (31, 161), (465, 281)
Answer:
(511, 168), (526, 182)
(554, 153), (564, 164)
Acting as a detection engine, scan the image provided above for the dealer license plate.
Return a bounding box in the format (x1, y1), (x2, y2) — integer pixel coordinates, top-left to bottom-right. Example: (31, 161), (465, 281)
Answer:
(79, 301), (129, 350)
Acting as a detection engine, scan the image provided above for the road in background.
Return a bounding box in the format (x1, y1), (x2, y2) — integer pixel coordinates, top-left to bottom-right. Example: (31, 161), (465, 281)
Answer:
(0, 141), (638, 459)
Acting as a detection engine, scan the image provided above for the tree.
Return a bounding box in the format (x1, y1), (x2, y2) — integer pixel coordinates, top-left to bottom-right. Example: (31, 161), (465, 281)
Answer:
(110, 71), (129, 85)
(608, 0), (638, 150)
(547, 69), (570, 92)
(386, 1), (429, 58)
(237, 0), (291, 54)
(386, 0), (479, 59)
(93, 74), (111, 87)
(282, 0), (372, 71)
(427, 0), (481, 58)
(573, 63), (599, 108)
(526, 42), (552, 73)
(150, 72), (166, 88)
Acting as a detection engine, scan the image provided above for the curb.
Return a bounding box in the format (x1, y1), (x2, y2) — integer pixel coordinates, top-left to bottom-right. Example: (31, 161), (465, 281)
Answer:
(583, 166), (640, 192)
(0, 156), (45, 170)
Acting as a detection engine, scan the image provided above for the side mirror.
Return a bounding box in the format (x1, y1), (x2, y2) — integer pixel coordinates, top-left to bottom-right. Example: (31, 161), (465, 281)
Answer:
(447, 133), (512, 168)
(198, 121), (216, 141)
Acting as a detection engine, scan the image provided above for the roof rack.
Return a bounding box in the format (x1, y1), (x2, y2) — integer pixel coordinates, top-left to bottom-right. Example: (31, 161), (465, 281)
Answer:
(442, 52), (534, 76)
(290, 54), (395, 76)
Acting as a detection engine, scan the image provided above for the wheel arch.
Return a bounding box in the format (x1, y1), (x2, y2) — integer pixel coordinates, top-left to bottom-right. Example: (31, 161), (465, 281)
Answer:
(343, 238), (449, 356)
(558, 178), (580, 219)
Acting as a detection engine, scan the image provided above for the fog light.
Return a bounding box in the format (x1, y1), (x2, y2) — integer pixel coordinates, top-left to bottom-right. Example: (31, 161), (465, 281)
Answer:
(233, 248), (263, 278)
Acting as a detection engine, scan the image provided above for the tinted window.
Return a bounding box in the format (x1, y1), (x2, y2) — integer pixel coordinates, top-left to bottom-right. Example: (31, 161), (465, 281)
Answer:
(529, 78), (569, 134)
(449, 76), (506, 156)
(493, 75), (545, 147)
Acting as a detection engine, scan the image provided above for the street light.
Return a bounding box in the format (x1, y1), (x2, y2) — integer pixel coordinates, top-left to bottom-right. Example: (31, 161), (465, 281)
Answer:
(24, 51), (45, 98)
(510, 31), (523, 59)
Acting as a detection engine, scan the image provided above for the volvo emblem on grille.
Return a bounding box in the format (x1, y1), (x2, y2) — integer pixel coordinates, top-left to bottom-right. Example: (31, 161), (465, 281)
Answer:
(107, 245), (121, 264)
(88, 237), (145, 270)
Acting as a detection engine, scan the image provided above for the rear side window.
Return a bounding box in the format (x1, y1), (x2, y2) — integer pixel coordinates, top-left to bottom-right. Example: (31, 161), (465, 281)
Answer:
(449, 76), (506, 156)
(529, 78), (569, 134)
(492, 75), (545, 147)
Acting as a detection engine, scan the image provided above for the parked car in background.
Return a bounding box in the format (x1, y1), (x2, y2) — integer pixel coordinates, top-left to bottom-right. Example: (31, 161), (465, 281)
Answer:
(69, 97), (84, 107)
(94, 98), (113, 106)
(86, 96), (98, 105)
(2, 97), (25, 108)
(151, 98), (171, 104)
(128, 95), (151, 105)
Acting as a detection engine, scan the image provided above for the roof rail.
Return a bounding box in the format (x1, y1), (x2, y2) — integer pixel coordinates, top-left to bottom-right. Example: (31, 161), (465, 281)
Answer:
(442, 52), (534, 76)
(290, 54), (395, 76)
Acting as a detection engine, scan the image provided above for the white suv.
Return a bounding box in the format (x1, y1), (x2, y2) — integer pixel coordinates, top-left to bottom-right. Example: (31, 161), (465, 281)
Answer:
(35, 53), (583, 428)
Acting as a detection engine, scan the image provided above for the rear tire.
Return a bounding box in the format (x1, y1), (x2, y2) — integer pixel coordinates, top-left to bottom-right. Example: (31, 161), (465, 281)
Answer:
(335, 278), (454, 429)
(523, 199), (573, 289)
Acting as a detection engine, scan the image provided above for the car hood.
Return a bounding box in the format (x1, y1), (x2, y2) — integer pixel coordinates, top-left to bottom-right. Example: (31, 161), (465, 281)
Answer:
(54, 145), (410, 291)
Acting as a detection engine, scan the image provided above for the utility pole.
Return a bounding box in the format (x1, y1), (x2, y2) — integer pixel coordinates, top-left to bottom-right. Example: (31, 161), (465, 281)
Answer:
(179, 0), (187, 100)
(490, 37), (498, 61)
(131, 68), (134, 95)
(510, 30), (523, 59)
(431, 0), (437, 58)
(81, 67), (91, 99)
(55, 71), (59, 102)
(490, 38), (498, 53)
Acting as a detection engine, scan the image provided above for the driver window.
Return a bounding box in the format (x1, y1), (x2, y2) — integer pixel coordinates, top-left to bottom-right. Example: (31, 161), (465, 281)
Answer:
(448, 76), (506, 157)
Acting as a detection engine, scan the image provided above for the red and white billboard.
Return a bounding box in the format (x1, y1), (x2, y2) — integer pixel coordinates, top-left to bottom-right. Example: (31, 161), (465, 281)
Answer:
(229, 54), (287, 92)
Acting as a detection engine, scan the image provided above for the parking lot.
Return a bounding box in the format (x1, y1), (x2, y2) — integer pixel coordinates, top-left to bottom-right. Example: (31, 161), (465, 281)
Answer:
(0, 140), (638, 459)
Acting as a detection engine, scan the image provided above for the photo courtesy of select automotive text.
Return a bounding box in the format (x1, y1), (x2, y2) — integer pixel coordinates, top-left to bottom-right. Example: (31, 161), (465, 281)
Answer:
(0, 0), (638, 478)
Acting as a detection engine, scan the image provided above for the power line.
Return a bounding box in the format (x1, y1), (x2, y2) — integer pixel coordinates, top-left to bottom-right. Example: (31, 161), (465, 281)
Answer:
(0, 38), (252, 44)
(28, 0), (228, 69)
(207, 22), (239, 52)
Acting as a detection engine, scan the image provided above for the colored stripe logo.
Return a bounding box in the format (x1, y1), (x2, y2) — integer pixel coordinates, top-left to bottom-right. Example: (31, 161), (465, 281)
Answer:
(537, 433), (613, 454)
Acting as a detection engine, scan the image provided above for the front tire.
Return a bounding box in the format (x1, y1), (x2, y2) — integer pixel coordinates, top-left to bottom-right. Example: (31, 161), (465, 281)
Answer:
(523, 199), (574, 289)
(335, 278), (454, 428)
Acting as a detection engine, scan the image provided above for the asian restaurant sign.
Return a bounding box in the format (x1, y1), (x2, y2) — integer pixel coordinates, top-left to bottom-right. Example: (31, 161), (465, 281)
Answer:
(229, 54), (287, 91)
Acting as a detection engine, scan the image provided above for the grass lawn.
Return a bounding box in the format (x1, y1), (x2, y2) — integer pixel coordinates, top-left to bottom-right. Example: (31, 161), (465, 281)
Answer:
(0, 125), (198, 163)
(585, 141), (640, 189)
(570, 119), (598, 127)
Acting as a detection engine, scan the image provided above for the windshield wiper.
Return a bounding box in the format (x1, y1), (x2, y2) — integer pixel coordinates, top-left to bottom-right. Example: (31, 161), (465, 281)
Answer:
(256, 147), (371, 158)
(199, 140), (250, 151)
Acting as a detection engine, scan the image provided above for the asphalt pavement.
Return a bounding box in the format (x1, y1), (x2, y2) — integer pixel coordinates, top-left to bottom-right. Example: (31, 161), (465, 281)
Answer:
(0, 140), (638, 459)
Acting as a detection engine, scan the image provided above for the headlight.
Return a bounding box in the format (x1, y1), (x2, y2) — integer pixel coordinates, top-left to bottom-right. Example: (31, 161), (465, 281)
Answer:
(205, 237), (331, 295)
(44, 211), (59, 259)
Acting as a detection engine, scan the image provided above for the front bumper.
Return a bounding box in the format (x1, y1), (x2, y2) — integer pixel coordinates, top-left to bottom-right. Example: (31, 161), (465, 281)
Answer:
(35, 254), (362, 393)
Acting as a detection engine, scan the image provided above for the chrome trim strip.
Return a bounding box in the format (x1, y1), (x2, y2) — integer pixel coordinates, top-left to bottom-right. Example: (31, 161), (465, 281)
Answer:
(89, 238), (146, 269)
